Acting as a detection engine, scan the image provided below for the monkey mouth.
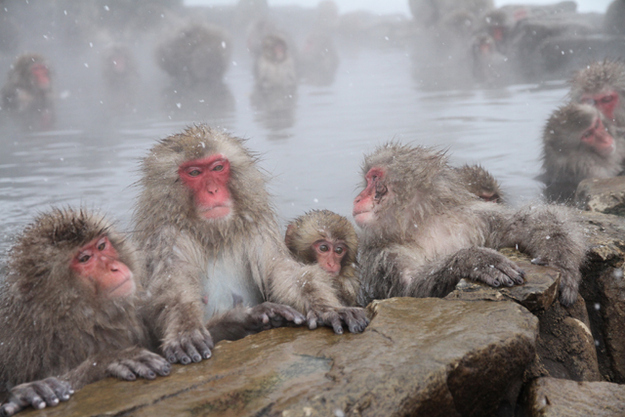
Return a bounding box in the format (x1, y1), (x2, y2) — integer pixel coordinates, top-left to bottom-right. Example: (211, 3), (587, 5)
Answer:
(109, 276), (136, 297)
(353, 210), (373, 226)
(200, 205), (232, 220)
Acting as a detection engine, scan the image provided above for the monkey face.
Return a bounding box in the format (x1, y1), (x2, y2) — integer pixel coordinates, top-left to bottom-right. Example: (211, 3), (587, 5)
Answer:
(353, 167), (388, 227)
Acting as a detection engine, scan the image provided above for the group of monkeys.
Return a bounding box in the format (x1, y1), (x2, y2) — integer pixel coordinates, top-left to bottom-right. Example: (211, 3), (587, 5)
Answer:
(539, 59), (625, 202)
(0, 118), (588, 414)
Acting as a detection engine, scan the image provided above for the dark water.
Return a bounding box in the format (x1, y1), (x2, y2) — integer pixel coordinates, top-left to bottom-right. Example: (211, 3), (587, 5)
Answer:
(0, 45), (569, 257)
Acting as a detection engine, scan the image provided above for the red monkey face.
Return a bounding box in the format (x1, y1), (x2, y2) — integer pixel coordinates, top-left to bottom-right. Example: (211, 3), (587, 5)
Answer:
(313, 239), (347, 275)
(30, 63), (50, 90)
(179, 154), (232, 220)
(581, 116), (615, 158)
(581, 91), (620, 121)
(70, 236), (135, 298)
(353, 167), (388, 227)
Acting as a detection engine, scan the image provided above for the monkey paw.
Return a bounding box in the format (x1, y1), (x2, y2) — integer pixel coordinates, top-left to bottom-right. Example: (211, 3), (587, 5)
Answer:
(307, 306), (369, 334)
(162, 327), (214, 365)
(249, 302), (306, 330)
(107, 348), (172, 381)
(459, 247), (525, 287)
(1, 377), (73, 416)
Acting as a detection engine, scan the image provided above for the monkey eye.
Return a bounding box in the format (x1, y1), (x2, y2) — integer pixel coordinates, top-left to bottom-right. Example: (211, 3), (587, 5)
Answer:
(601, 95), (614, 104)
(582, 129), (593, 139)
(335, 246), (344, 255)
(97, 241), (106, 251)
(188, 169), (201, 177)
(319, 244), (329, 252)
(212, 164), (224, 172)
(77, 254), (91, 263)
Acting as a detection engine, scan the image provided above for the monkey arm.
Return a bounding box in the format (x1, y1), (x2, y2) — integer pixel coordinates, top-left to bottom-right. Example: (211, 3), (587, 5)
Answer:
(140, 231), (214, 365)
(498, 205), (586, 306)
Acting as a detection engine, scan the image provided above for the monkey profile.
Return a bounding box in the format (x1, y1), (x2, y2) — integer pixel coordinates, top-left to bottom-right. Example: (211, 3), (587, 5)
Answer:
(354, 143), (586, 307)
(0, 208), (170, 416)
(539, 103), (625, 203)
(133, 124), (368, 366)
(285, 210), (361, 306)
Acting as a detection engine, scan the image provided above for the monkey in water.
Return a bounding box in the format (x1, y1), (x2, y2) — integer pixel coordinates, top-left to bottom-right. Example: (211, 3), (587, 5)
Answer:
(133, 124), (368, 366)
(455, 163), (505, 203)
(1, 53), (55, 130)
(0, 208), (170, 416)
(568, 60), (625, 128)
(285, 210), (361, 306)
(353, 143), (586, 307)
(539, 103), (625, 203)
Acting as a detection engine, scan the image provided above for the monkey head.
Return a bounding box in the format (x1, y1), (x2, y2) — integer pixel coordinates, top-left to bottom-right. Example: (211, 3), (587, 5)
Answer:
(285, 210), (357, 276)
(7, 208), (138, 301)
(353, 144), (471, 239)
(569, 60), (625, 121)
(545, 103), (616, 159)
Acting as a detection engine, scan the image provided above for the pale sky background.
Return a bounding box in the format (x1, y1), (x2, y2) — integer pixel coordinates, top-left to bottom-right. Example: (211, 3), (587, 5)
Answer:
(185, 0), (612, 15)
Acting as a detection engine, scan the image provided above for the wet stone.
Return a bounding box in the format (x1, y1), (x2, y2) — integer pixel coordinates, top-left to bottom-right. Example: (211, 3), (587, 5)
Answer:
(522, 377), (625, 417)
(575, 177), (625, 216)
(20, 298), (538, 417)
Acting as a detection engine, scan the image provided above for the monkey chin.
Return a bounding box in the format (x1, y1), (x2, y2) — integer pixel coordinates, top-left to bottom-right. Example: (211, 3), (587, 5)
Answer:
(597, 143), (616, 158)
(200, 205), (232, 220)
(353, 211), (374, 227)
(107, 276), (136, 298)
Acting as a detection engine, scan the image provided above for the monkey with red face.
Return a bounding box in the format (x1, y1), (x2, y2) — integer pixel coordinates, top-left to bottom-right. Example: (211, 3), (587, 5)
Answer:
(539, 103), (625, 203)
(1, 53), (55, 130)
(285, 210), (361, 306)
(568, 60), (625, 128)
(354, 143), (586, 307)
(0, 208), (170, 417)
(133, 125), (368, 366)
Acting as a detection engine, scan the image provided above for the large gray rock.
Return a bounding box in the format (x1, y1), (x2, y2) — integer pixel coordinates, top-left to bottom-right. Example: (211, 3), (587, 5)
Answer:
(575, 177), (625, 216)
(21, 298), (537, 417)
(522, 377), (625, 416)
(579, 211), (625, 382)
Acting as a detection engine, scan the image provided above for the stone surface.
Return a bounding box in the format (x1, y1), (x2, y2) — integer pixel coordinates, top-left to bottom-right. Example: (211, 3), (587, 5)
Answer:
(522, 377), (625, 417)
(575, 177), (625, 216)
(20, 298), (538, 417)
(578, 211), (625, 382)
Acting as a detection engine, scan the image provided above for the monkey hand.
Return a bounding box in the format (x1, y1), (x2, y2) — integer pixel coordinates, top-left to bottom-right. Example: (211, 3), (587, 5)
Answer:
(0, 377), (73, 417)
(106, 348), (172, 381)
(162, 327), (214, 365)
(531, 257), (581, 307)
(248, 302), (306, 330)
(453, 247), (525, 287)
(306, 306), (369, 334)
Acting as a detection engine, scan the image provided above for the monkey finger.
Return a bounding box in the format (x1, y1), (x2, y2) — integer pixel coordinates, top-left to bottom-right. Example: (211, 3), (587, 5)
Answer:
(29, 380), (61, 408)
(306, 310), (319, 330)
(44, 378), (73, 402)
(324, 311), (344, 334)
(7, 385), (45, 411)
(121, 359), (157, 380)
(107, 362), (138, 381)
(182, 341), (203, 363)
(1, 401), (23, 417)
(137, 352), (171, 376)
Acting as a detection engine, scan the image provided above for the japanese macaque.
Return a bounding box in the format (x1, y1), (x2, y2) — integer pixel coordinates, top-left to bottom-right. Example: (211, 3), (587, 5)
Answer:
(456, 164), (504, 203)
(253, 34), (297, 95)
(0, 208), (170, 417)
(568, 60), (625, 128)
(102, 45), (139, 94)
(1, 53), (55, 130)
(285, 210), (360, 306)
(539, 103), (625, 203)
(353, 144), (586, 307)
(605, 0), (625, 36)
(133, 125), (368, 365)
(156, 24), (230, 88)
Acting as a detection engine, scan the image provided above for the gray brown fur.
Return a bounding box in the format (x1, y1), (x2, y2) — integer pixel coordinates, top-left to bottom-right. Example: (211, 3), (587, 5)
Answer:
(155, 24), (230, 87)
(0, 208), (169, 415)
(455, 164), (504, 203)
(356, 143), (586, 307)
(285, 209), (361, 306)
(132, 125), (368, 364)
(539, 103), (625, 203)
(568, 60), (625, 127)
(254, 34), (297, 94)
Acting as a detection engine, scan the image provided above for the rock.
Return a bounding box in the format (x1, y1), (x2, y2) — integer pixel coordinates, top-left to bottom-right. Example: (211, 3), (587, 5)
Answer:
(579, 211), (625, 382)
(575, 177), (625, 216)
(448, 249), (600, 382)
(522, 377), (625, 416)
(20, 298), (537, 417)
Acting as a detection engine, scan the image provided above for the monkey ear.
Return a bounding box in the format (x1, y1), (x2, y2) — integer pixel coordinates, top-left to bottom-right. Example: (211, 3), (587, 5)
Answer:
(284, 224), (297, 248)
